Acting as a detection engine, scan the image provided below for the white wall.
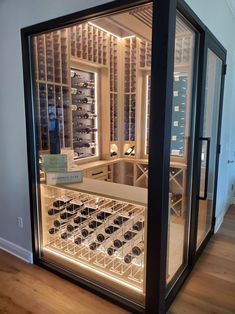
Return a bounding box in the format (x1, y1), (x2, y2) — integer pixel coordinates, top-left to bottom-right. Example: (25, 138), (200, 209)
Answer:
(0, 0), (234, 255)
(0, 0), (109, 256)
(186, 0), (235, 230)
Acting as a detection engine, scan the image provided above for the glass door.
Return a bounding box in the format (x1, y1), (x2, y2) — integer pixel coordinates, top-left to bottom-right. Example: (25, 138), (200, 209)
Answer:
(197, 45), (225, 248)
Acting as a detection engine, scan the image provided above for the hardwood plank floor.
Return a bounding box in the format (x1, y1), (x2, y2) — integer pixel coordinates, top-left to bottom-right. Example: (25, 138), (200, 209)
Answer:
(0, 205), (234, 314)
(168, 205), (235, 314)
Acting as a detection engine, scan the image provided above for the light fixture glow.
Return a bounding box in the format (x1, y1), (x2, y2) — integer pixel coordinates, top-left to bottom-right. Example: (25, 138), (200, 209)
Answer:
(44, 247), (143, 293)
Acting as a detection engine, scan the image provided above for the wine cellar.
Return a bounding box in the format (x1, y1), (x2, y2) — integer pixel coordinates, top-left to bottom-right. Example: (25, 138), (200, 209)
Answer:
(27, 1), (202, 311)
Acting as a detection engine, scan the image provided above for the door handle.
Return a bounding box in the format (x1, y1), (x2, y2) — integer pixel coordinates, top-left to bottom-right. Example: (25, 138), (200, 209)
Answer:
(199, 137), (210, 200)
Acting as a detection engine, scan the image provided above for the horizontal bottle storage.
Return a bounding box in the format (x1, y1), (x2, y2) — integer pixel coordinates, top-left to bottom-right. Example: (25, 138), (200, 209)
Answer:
(41, 184), (146, 292)
(71, 68), (98, 160)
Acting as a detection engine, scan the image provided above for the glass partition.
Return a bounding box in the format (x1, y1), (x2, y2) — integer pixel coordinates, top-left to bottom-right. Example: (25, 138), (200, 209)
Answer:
(166, 14), (196, 285)
(31, 2), (153, 306)
(197, 49), (222, 248)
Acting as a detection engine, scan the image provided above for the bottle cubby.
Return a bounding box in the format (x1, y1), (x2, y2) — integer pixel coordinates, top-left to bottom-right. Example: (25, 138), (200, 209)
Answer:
(71, 68), (98, 160)
(41, 184), (146, 291)
(169, 166), (186, 216)
(70, 23), (108, 66)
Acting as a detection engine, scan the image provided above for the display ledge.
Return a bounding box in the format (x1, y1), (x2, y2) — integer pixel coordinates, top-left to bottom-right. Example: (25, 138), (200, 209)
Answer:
(57, 177), (147, 206)
(72, 157), (187, 171)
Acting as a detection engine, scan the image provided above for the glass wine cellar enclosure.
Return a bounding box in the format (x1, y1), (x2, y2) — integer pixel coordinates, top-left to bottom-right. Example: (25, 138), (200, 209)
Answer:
(22, 0), (226, 313)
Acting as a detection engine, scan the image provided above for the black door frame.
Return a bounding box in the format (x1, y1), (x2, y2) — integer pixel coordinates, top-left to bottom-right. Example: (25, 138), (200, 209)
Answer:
(21, 0), (226, 313)
(189, 31), (227, 263)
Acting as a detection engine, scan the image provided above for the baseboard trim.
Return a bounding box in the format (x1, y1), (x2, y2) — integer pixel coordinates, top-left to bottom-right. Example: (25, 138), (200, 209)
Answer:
(214, 213), (224, 233)
(0, 237), (33, 264)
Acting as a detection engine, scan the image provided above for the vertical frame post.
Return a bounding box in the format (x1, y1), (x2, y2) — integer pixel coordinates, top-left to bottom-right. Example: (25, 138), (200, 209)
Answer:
(146, 0), (177, 313)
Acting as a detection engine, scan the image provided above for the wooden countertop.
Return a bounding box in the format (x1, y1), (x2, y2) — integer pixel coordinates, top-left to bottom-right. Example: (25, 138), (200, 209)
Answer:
(71, 157), (187, 171)
(59, 178), (147, 206)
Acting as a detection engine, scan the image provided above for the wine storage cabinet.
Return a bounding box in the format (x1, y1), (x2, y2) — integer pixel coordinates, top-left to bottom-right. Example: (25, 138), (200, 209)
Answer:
(41, 183), (146, 299)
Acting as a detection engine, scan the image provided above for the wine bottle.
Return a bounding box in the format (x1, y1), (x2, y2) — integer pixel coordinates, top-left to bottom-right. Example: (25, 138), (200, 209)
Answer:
(89, 242), (101, 251)
(67, 224), (79, 232)
(71, 87), (78, 95)
(124, 254), (134, 264)
(48, 207), (65, 216)
(96, 233), (108, 242)
(80, 207), (96, 216)
(53, 219), (70, 228)
(132, 221), (144, 231)
(124, 145), (135, 156)
(82, 97), (94, 104)
(73, 216), (87, 225)
(124, 231), (137, 240)
(60, 211), (77, 220)
(53, 199), (72, 208)
(96, 211), (112, 221)
(61, 232), (70, 240)
(113, 216), (129, 226)
(82, 113), (97, 119)
(48, 227), (59, 234)
(88, 220), (102, 229)
(74, 237), (84, 245)
(107, 246), (117, 256)
(105, 225), (119, 235)
(66, 202), (83, 213)
(81, 228), (94, 238)
(132, 242), (144, 256)
(113, 239), (126, 248)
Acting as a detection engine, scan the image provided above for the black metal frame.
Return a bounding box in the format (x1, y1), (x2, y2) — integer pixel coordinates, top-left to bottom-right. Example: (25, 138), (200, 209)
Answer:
(21, 0), (226, 313)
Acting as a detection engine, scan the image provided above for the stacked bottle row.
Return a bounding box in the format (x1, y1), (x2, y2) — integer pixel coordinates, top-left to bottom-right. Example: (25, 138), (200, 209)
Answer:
(71, 68), (98, 159)
(36, 83), (71, 151)
(70, 23), (108, 66)
(174, 36), (192, 65)
(171, 74), (188, 157)
(110, 35), (118, 144)
(139, 39), (152, 68)
(45, 188), (145, 286)
(124, 37), (137, 144)
(33, 30), (69, 84)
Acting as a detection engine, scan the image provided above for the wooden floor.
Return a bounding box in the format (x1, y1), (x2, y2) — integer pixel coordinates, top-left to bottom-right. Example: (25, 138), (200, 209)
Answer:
(168, 205), (235, 314)
(0, 205), (234, 314)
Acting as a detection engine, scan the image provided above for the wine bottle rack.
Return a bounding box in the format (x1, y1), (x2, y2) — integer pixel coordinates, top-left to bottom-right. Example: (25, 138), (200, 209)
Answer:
(41, 185), (146, 290)
(174, 36), (192, 65)
(169, 166), (186, 216)
(71, 68), (98, 160)
(110, 35), (118, 144)
(171, 74), (188, 157)
(33, 29), (70, 152)
(139, 39), (152, 68)
(70, 23), (108, 66)
(124, 37), (137, 156)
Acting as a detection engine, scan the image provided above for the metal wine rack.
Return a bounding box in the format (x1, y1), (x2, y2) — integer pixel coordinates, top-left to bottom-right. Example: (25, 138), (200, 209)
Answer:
(71, 68), (98, 160)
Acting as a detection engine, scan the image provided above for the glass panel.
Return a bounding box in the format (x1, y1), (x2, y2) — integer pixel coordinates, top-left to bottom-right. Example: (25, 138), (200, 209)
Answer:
(166, 15), (196, 285)
(31, 3), (153, 306)
(197, 49), (222, 248)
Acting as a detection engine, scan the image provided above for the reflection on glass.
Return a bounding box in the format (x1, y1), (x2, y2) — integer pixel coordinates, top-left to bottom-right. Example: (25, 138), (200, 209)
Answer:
(32, 2), (153, 306)
(166, 15), (196, 285)
(197, 50), (222, 248)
